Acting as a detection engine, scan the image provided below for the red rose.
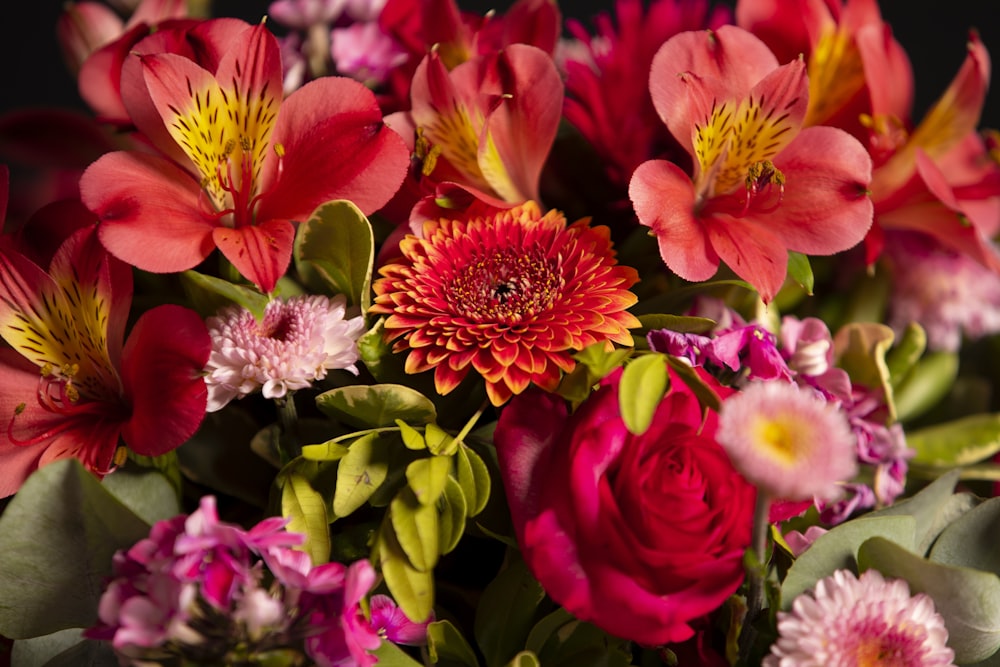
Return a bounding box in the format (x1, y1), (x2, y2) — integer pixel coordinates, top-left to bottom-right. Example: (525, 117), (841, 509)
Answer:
(495, 367), (755, 645)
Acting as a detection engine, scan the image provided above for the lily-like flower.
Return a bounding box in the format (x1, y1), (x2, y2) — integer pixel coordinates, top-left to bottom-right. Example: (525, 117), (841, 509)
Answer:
(386, 43), (563, 228)
(0, 225), (210, 496)
(629, 26), (874, 303)
(80, 20), (409, 293)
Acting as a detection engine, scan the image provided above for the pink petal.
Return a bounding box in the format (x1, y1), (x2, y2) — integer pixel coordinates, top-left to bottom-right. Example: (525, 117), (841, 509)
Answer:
(649, 25), (779, 155)
(763, 126), (874, 254)
(629, 159), (719, 282)
(705, 214), (789, 304)
(119, 305), (210, 457)
(82, 151), (216, 273)
(212, 219), (295, 293)
(258, 77), (409, 220)
(78, 23), (150, 125)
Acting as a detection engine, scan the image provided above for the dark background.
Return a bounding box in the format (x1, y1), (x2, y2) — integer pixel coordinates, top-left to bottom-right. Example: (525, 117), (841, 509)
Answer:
(1, 1), (997, 128)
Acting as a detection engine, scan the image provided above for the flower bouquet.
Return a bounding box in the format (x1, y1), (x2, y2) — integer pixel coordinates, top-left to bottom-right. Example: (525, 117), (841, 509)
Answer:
(2, 0), (1000, 665)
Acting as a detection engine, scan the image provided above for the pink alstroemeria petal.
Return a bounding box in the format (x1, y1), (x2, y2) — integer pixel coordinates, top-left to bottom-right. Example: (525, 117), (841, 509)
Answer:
(629, 159), (719, 282)
(704, 215), (789, 304)
(649, 25), (779, 156)
(82, 151), (216, 273)
(119, 305), (210, 457)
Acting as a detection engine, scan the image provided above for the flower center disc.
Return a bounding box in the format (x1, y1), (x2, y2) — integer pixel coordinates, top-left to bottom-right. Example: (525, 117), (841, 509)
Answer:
(447, 247), (562, 324)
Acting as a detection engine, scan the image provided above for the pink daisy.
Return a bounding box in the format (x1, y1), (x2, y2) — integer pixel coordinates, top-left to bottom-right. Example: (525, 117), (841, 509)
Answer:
(765, 569), (955, 667)
(716, 380), (857, 501)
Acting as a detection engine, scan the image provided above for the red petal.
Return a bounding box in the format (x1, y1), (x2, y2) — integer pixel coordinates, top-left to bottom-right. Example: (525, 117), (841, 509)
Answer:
(705, 215), (789, 304)
(629, 159), (719, 282)
(258, 77), (409, 220)
(82, 151), (216, 273)
(212, 219), (295, 293)
(120, 305), (209, 457)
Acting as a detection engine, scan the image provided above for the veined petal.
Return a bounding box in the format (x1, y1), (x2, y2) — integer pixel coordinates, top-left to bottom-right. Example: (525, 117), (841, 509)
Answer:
(630, 159), (719, 282)
(705, 215), (789, 304)
(140, 52), (239, 207)
(212, 219), (295, 293)
(650, 25), (779, 156)
(475, 45), (562, 203)
(855, 22), (913, 125)
(761, 126), (874, 254)
(700, 58), (808, 195)
(874, 33), (990, 197)
(258, 76), (409, 220)
(120, 305), (210, 457)
(0, 232), (121, 402)
(82, 151), (217, 273)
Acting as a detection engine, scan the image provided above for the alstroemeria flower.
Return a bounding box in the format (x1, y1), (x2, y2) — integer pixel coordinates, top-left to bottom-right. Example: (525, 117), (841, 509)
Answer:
(385, 43), (562, 228)
(629, 26), (874, 303)
(0, 226), (210, 496)
(80, 21), (409, 293)
(370, 201), (639, 406)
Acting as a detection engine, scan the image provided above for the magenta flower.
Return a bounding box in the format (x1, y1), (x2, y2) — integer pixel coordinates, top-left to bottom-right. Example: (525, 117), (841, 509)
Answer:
(370, 594), (430, 645)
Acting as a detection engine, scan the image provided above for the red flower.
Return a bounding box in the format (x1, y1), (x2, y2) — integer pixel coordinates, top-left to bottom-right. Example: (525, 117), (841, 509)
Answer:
(80, 20), (409, 292)
(494, 367), (756, 645)
(370, 202), (639, 406)
(629, 26), (874, 303)
(0, 225), (210, 496)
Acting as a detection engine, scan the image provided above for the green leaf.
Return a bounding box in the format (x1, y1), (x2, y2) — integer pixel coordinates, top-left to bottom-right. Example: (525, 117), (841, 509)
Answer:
(865, 468), (965, 555)
(438, 476), (468, 556)
(280, 470), (331, 565)
(893, 351), (960, 423)
(358, 318), (397, 383)
(0, 460), (150, 638)
(406, 456), (451, 506)
(391, 488), (440, 572)
(474, 555), (546, 667)
(12, 629), (118, 667)
(427, 620), (480, 667)
(294, 199), (374, 309)
(635, 314), (716, 335)
(886, 322), (927, 387)
(371, 640), (425, 667)
(907, 413), (1000, 467)
(834, 322), (896, 420)
(665, 355), (721, 412)
(780, 515), (916, 610)
(317, 384), (437, 429)
(333, 433), (390, 517)
(180, 270), (269, 319)
(377, 520), (435, 623)
(505, 652), (540, 667)
(929, 496), (1000, 575)
(786, 251), (814, 295)
(398, 420), (427, 450)
(619, 353), (668, 435)
(101, 465), (180, 526)
(859, 537), (1000, 664)
(425, 422), (457, 456)
(525, 608), (576, 656)
(301, 440), (352, 462)
(456, 444), (491, 517)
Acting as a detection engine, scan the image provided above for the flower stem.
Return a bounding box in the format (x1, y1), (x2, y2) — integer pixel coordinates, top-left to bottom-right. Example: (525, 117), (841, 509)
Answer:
(738, 492), (771, 664)
(454, 400), (489, 445)
(276, 394), (301, 463)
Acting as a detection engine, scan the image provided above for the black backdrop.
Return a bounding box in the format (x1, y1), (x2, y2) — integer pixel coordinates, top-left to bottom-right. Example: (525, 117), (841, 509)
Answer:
(1, 1), (997, 129)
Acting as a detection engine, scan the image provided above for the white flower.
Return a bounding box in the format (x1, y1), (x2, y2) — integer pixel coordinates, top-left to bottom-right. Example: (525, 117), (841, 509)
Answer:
(204, 295), (365, 411)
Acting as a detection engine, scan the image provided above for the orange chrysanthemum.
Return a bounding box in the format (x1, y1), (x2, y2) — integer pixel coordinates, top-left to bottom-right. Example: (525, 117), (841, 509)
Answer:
(371, 202), (640, 406)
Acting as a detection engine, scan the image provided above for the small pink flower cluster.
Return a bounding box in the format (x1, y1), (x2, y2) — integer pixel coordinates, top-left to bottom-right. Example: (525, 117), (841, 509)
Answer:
(85, 496), (389, 667)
